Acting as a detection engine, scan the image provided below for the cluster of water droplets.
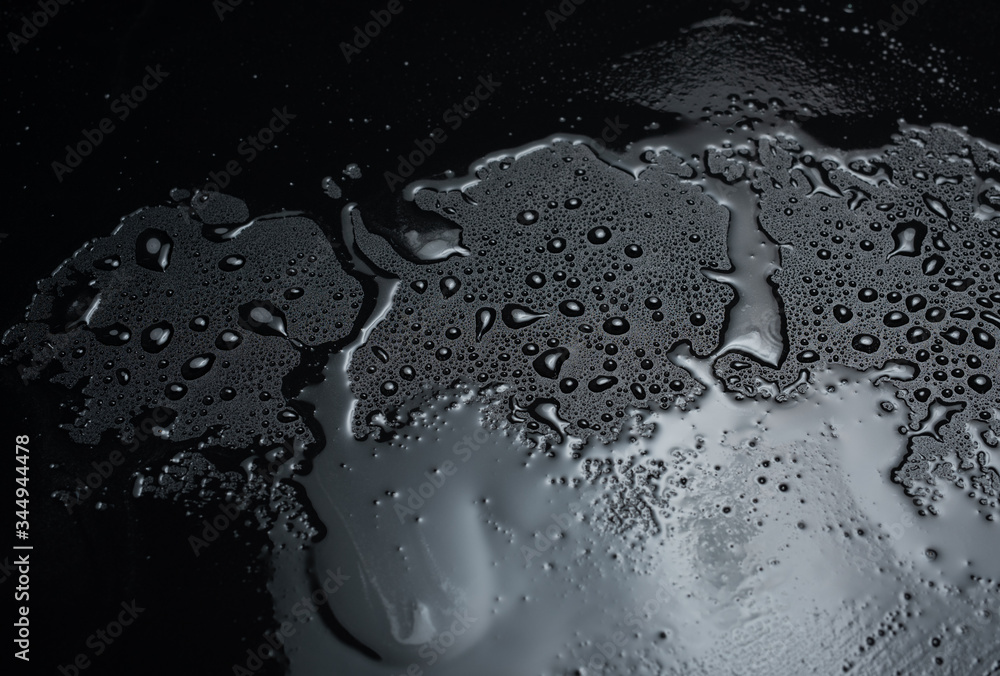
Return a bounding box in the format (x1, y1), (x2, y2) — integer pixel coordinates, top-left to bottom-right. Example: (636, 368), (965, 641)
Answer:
(347, 140), (734, 445)
(708, 125), (1000, 515)
(2, 191), (363, 448)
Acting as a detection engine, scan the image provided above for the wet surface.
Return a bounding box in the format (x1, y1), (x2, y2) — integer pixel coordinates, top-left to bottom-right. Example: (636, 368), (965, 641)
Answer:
(4, 1), (1000, 674)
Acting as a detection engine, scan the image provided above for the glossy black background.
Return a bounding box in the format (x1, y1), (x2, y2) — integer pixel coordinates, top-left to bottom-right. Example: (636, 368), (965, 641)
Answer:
(2, 1), (998, 674)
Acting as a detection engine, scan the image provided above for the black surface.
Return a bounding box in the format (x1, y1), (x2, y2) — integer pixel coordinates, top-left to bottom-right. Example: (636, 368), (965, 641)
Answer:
(3, 1), (999, 674)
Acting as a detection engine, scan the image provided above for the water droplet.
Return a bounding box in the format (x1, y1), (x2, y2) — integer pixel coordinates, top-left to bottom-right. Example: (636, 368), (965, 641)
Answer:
(923, 193), (952, 219)
(972, 328), (996, 350)
(284, 287), (304, 300)
(411, 280), (428, 294)
(94, 323), (131, 346)
(588, 376), (618, 392)
(516, 210), (539, 225)
(624, 244), (643, 258)
(558, 300), (586, 317)
(182, 353), (216, 380)
(219, 254), (246, 271)
(215, 330), (243, 350)
(526, 273), (546, 289)
(140, 321), (173, 353)
(926, 307), (946, 323)
(135, 228), (173, 272)
(833, 305), (854, 323)
(238, 301), (288, 338)
(603, 317), (630, 335)
(906, 294), (927, 312)
(165, 382), (187, 400)
(969, 374), (993, 394)
(190, 316), (209, 331)
(941, 326), (968, 345)
(565, 198), (582, 209)
(906, 326), (930, 343)
(886, 221), (927, 260)
(278, 409), (300, 423)
(380, 380), (399, 396)
(532, 347), (570, 379)
(502, 304), (548, 329)
(851, 334), (881, 353)
(440, 276), (461, 298)
(547, 238), (566, 253)
(93, 255), (121, 271)
(587, 226), (611, 245)
(883, 311), (909, 328)
(922, 254), (945, 276)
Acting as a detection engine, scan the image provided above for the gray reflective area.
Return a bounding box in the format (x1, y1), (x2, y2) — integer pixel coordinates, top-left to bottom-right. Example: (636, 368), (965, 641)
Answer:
(274, 356), (999, 675)
(269, 116), (1000, 673)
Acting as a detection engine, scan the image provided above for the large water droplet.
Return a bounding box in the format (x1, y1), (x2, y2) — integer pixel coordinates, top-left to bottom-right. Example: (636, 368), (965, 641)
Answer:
(215, 330), (243, 350)
(833, 305), (854, 323)
(532, 347), (570, 379)
(941, 326), (968, 345)
(141, 321), (173, 353)
(475, 308), (496, 341)
(588, 376), (618, 392)
(851, 334), (881, 353)
(516, 210), (538, 225)
(181, 353), (216, 380)
(587, 226), (611, 245)
(603, 317), (630, 335)
(923, 193), (952, 219)
(922, 254), (945, 276)
(969, 374), (993, 394)
(238, 301), (288, 338)
(972, 328), (996, 350)
(883, 311), (909, 328)
(440, 276), (461, 298)
(502, 304), (548, 329)
(135, 228), (173, 272)
(886, 221), (927, 260)
(558, 300), (585, 317)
